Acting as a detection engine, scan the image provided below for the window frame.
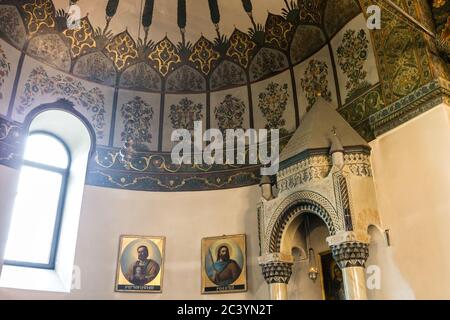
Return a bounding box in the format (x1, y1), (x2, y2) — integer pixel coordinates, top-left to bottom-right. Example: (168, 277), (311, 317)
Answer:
(4, 131), (72, 270)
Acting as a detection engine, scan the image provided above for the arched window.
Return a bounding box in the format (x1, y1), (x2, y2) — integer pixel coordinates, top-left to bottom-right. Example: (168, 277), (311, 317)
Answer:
(4, 132), (71, 269)
(0, 106), (94, 292)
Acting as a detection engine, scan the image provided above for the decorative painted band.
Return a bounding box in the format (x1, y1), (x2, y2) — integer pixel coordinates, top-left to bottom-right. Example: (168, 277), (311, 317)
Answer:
(86, 166), (261, 192)
(0, 114), (264, 191)
(0, 115), (23, 169)
(369, 78), (450, 137)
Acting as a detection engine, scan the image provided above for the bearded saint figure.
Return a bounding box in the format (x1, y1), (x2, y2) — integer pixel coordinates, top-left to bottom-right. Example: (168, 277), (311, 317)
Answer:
(207, 245), (242, 286)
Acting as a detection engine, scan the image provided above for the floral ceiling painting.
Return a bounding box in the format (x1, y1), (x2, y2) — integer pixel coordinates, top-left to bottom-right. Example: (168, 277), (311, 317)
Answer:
(0, 43), (10, 101)
(0, 0), (447, 191)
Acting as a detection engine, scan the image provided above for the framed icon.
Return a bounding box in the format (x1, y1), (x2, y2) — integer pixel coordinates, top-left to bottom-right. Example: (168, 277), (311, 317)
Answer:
(115, 235), (165, 293)
(319, 250), (345, 300)
(201, 234), (247, 294)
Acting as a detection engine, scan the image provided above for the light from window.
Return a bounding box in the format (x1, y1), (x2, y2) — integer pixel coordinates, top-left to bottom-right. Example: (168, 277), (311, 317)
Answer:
(4, 132), (70, 268)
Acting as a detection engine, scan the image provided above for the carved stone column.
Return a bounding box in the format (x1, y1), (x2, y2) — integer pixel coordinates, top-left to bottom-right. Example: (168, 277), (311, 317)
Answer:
(327, 232), (370, 300)
(258, 253), (294, 300)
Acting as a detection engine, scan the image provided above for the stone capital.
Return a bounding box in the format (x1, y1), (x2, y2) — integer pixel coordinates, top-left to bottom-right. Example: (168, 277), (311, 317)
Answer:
(257, 252), (294, 265)
(326, 231), (370, 247)
(330, 241), (369, 269)
(258, 253), (294, 284)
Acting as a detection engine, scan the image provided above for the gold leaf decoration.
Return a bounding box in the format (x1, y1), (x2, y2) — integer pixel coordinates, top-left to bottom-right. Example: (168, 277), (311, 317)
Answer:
(189, 36), (220, 75)
(63, 17), (96, 58)
(265, 14), (294, 51)
(148, 37), (181, 76)
(226, 29), (256, 69)
(104, 31), (138, 71)
(22, 0), (55, 35)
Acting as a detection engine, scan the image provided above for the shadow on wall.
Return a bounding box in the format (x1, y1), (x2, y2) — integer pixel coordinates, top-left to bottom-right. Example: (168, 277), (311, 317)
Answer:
(366, 225), (415, 300)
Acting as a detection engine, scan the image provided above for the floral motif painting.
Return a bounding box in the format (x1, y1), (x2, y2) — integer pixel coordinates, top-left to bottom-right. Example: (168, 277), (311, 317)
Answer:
(169, 97), (203, 131)
(120, 96), (154, 152)
(18, 66), (107, 139)
(73, 51), (117, 86)
(0, 5), (27, 48)
(214, 95), (246, 132)
(166, 65), (206, 92)
(27, 33), (71, 71)
(120, 62), (161, 91)
(250, 48), (289, 81)
(301, 59), (332, 111)
(258, 82), (289, 131)
(210, 61), (246, 91)
(0, 44), (10, 100)
(337, 29), (371, 102)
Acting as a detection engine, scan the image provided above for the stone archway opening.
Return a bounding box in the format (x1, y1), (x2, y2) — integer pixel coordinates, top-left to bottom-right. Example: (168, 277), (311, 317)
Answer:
(283, 212), (335, 300)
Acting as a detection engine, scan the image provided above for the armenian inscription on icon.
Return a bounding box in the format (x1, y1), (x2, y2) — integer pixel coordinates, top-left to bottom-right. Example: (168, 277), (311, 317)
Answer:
(115, 235), (165, 293)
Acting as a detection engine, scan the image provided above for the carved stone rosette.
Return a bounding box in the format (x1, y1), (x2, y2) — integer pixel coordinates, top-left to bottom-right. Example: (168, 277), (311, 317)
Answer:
(258, 253), (294, 284)
(330, 241), (369, 269)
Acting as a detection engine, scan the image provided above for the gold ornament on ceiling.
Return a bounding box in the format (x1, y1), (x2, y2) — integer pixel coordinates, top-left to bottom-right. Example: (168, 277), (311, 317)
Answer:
(63, 17), (96, 58)
(105, 31), (138, 71)
(148, 37), (181, 76)
(265, 14), (295, 51)
(189, 37), (220, 75)
(226, 29), (256, 69)
(22, 0), (55, 35)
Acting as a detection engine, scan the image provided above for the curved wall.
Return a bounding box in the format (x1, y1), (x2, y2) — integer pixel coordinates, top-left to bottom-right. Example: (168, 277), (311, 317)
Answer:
(0, 182), (267, 299)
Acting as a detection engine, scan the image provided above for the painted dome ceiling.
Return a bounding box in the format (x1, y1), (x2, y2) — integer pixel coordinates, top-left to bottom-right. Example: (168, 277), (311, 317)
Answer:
(0, 0), (364, 83)
(0, 0), (391, 191)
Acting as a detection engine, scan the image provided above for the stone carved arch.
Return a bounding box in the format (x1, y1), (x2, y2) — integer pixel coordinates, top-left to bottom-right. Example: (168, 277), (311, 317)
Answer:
(264, 190), (344, 254)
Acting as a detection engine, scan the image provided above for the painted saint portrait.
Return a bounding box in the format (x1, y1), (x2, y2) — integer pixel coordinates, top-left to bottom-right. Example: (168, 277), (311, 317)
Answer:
(115, 235), (165, 293)
(319, 251), (345, 300)
(201, 234), (247, 294)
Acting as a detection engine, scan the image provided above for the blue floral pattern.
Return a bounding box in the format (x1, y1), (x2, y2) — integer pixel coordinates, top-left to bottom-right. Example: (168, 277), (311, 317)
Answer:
(0, 44), (10, 100)
(121, 96), (154, 152)
(169, 97), (203, 130)
(18, 66), (107, 139)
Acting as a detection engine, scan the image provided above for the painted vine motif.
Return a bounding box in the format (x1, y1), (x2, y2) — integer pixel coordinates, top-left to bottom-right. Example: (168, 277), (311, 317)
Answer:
(169, 97), (203, 130)
(121, 96), (154, 152)
(337, 29), (371, 103)
(338, 85), (384, 126)
(300, 59), (332, 111)
(214, 95), (246, 132)
(18, 66), (106, 139)
(258, 82), (289, 131)
(0, 44), (11, 100)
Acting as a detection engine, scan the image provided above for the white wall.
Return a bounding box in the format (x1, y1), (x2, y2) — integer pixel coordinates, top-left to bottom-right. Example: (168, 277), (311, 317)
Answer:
(368, 104), (450, 299)
(0, 166), (19, 276)
(0, 184), (268, 299)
